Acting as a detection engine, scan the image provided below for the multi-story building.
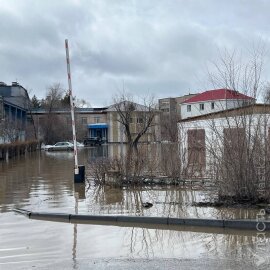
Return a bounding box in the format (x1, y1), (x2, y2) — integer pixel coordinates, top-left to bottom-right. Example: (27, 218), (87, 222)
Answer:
(159, 94), (197, 117)
(181, 89), (254, 120)
(30, 101), (160, 145)
(0, 82), (30, 143)
(178, 103), (270, 178)
(158, 94), (196, 141)
(30, 107), (108, 144)
(106, 101), (160, 144)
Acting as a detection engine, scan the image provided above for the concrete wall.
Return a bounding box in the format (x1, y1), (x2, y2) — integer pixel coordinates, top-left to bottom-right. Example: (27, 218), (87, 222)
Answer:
(83, 113), (107, 125)
(178, 113), (270, 177)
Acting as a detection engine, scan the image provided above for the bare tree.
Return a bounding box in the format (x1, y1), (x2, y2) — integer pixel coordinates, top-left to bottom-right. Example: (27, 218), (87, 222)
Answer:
(97, 93), (159, 183)
(197, 47), (270, 203)
(112, 93), (158, 155)
(160, 112), (180, 142)
(75, 98), (92, 108)
(44, 83), (64, 112)
(0, 119), (23, 143)
(207, 47), (264, 99)
(263, 83), (270, 104)
(39, 83), (73, 144)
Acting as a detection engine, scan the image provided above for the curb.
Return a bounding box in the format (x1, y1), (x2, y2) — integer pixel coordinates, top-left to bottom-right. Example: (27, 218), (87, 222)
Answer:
(13, 208), (270, 231)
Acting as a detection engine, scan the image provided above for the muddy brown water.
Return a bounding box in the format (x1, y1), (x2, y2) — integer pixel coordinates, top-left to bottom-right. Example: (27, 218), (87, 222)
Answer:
(0, 146), (269, 269)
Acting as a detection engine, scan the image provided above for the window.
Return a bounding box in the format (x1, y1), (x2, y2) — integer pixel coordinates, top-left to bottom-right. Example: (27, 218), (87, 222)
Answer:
(199, 103), (204, 110)
(160, 101), (169, 105)
(81, 117), (87, 124)
(187, 105), (191, 112)
(55, 142), (62, 146)
(161, 108), (170, 112)
(211, 102), (215, 110)
(137, 117), (143, 123)
(94, 116), (100, 123)
(39, 117), (44, 124)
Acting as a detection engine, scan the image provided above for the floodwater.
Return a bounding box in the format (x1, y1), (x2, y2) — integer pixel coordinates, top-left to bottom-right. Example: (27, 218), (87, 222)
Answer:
(0, 146), (270, 269)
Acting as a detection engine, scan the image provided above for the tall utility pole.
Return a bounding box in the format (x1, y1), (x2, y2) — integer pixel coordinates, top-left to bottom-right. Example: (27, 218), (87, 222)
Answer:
(65, 39), (84, 181)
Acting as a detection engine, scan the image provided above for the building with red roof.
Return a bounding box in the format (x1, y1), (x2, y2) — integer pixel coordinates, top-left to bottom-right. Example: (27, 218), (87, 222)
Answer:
(181, 89), (254, 119)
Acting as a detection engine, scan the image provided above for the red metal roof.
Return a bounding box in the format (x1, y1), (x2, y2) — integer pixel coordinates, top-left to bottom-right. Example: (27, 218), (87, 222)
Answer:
(183, 89), (253, 103)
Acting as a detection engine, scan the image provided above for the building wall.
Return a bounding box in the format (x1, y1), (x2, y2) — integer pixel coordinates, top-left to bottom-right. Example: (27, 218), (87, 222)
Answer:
(175, 94), (197, 116)
(181, 99), (251, 119)
(0, 83), (30, 143)
(158, 94), (196, 141)
(179, 113), (270, 178)
(30, 104), (161, 144)
(159, 94), (196, 117)
(31, 110), (108, 141)
(81, 113), (107, 125)
(159, 98), (176, 114)
(107, 111), (160, 144)
(0, 96), (3, 121)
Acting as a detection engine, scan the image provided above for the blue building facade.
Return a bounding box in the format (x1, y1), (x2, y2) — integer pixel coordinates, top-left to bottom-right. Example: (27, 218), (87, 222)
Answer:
(0, 82), (30, 143)
(87, 123), (108, 144)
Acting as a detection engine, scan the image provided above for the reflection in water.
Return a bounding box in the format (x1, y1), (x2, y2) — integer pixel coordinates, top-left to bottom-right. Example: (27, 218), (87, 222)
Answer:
(45, 151), (75, 160)
(86, 184), (260, 220)
(74, 183), (85, 200)
(87, 145), (108, 161)
(0, 147), (269, 268)
(72, 191), (79, 269)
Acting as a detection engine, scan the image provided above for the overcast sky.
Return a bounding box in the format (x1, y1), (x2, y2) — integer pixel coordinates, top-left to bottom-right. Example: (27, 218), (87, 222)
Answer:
(0, 0), (270, 106)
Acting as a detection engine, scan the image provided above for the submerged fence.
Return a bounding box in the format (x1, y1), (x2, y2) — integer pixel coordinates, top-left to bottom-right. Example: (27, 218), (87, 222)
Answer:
(0, 140), (40, 161)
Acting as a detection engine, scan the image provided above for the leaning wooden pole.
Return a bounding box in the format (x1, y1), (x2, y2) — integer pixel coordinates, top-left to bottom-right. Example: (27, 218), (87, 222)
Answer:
(65, 39), (84, 182)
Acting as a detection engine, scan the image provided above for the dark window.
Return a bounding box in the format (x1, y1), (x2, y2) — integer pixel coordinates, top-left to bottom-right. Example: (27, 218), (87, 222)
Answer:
(94, 117), (100, 123)
(199, 103), (204, 110)
(211, 102), (215, 109)
(187, 105), (191, 112)
(81, 117), (87, 124)
(137, 117), (143, 123)
(161, 108), (170, 112)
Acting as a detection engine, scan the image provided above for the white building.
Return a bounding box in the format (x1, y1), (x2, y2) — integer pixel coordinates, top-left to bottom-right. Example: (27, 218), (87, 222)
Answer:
(181, 89), (254, 120)
(178, 104), (270, 178)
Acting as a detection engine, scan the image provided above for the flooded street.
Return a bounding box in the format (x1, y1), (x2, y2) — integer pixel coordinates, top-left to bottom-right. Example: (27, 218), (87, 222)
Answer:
(0, 147), (269, 269)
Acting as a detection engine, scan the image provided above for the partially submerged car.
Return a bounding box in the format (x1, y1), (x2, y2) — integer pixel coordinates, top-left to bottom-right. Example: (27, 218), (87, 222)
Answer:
(47, 142), (74, 151)
(41, 143), (53, 151)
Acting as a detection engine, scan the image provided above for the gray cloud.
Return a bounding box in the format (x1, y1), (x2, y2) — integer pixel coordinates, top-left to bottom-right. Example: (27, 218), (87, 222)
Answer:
(0, 0), (269, 106)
